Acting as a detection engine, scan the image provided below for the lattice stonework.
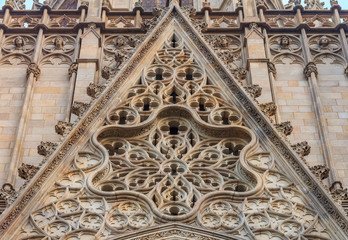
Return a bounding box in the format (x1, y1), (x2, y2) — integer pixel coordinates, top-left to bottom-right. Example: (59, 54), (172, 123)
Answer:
(13, 34), (333, 240)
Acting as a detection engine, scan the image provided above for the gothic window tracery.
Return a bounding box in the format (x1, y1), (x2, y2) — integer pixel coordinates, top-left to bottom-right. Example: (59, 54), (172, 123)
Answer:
(12, 33), (335, 240)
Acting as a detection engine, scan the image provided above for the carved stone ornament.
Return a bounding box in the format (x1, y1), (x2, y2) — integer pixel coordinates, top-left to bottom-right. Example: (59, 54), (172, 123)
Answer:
(80, 0), (89, 6)
(71, 101), (91, 117)
(345, 65), (348, 77)
(9, 33), (338, 240)
(37, 141), (58, 156)
(256, 0), (265, 6)
(260, 102), (277, 117)
(0, 183), (17, 207)
(309, 165), (329, 180)
(182, 5), (196, 17)
(291, 141), (311, 157)
(267, 62), (277, 75)
(2, 35), (36, 56)
(3, 8), (348, 239)
(275, 121), (293, 136)
(55, 121), (73, 136)
(245, 84), (262, 99)
(18, 163), (39, 180)
(68, 62), (78, 77)
(269, 35), (302, 55)
(87, 83), (106, 99)
(304, 62), (318, 78)
(43, 35), (75, 55)
(26, 63), (40, 78)
(330, 181), (348, 203)
(279, 36), (290, 48)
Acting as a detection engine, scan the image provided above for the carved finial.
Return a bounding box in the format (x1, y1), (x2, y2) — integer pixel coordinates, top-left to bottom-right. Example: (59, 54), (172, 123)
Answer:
(304, 62), (318, 78)
(260, 102), (277, 117)
(304, 0), (325, 10)
(0, 183), (17, 207)
(330, 181), (348, 203)
(68, 62), (78, 78)
(37, 141), (58, 156)
(26, 63), (41, 78)
(71, 101), (91, 117)
(275, 121), (293, 136)
(87, 83), (106, 99)
(291, 141), (311, 157)
(18, 163), (40, 180)
(245, 84), (262, 99)
(309, 165), (329, 180)
(55, 121), (73, 136)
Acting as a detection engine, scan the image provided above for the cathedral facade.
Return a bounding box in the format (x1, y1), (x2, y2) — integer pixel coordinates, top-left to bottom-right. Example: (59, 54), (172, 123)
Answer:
(0, 0), (347, 239)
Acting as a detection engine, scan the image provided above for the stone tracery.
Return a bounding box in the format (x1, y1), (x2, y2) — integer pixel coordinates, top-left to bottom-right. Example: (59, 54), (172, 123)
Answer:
(10, 33), (336, 240)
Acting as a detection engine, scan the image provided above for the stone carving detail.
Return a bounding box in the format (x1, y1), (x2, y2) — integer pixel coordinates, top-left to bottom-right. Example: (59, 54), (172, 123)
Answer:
(330, 181), (348, 203)
(260, 102), (277, 118)
(18, 163), (39, 180)
(11, 33), (335, 240)
(291, 141), (311, 157)
(42, 35), (75, 56)
(345, 66), (348, 77)
(245, 84), (262, 99)
(269, 35), (302, 53)
(55, 121), (73, 136)
(275, 121), (293, 136)
(304, 62), (318, 78)
(308, 35), (341, 55)
(26, 63), (40, 78)
(87, 83), (106, 99)
(305, 0), (325, 10)
(71, 101), (91, 117)
(267, 62), (277, 75)
(0, 183), (17, 207)
(1, 35), (35, 56)
(68, 62), (78, 77)
(204, 35), (244, 80)
(37, 141), (58, 156)
(102, 35), (142, 80)
(309, 165), (330, 180)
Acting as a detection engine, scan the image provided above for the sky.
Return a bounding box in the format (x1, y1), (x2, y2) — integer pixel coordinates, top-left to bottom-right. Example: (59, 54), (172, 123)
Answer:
(0, 0), (346, 11)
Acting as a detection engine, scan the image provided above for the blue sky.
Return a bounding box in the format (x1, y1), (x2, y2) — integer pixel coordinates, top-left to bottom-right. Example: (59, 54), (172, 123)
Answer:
(0, 0), (347, 11)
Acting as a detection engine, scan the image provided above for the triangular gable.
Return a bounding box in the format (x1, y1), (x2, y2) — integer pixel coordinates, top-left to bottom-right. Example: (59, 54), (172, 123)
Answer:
(1, 3), (348, 239)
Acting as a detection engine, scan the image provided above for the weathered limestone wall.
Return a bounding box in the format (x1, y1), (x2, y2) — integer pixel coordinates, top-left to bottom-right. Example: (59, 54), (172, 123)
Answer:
(275, 63), (324, 166)
(0, 65), (27, 186)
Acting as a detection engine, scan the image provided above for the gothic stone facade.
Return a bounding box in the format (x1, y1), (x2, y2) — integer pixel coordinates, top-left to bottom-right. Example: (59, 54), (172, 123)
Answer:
(0, 0), (348, 239)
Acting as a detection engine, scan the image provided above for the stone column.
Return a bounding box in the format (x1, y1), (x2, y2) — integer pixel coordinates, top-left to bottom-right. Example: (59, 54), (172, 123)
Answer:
(301, 28), (337, 184)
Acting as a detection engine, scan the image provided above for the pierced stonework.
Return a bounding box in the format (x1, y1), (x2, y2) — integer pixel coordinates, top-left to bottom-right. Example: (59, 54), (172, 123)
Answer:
(291, 141), (311, 157)
(37, 141), (58, 157)
(18, 163), (39, 180)
(87, 83), (106, 99)
(245, 84), (262, 99)
(55, 121), (73, 136)
(309, 165), (330, 181)
(9, 32), (337, 240)
(275, 121), (293, 136)
(71, 101), (91, 117)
